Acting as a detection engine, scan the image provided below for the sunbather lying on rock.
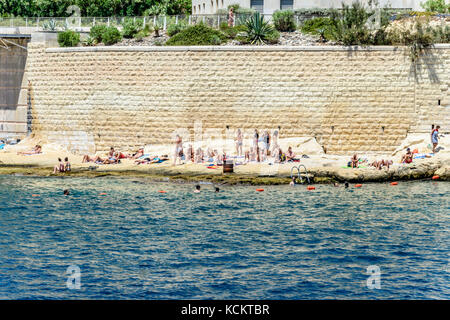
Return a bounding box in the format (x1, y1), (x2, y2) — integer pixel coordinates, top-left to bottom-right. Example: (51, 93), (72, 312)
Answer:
(17, 144), (42, 155)
(129, 148), (144, 159)
(135, 155), (169, 165)
(370, 159), (393, 170)
(82, 154), (104, 163)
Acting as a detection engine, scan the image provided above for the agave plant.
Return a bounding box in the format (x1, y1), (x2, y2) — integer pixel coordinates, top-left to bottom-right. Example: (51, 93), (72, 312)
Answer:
(82, 36), (95, 46)
(43, 19), (57, 31)
(245, 12), (274, 45)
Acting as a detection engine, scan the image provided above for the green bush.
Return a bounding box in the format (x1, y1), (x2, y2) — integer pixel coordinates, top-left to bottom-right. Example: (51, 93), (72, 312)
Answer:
(301, 17), (335, 40)
(265, 30), (281, 44)
(420, 0), (450, 13)
(134, 30), (147, 42)
(219, 22), (247, 39)
(89, 25), (108, 43)
(102, 26), (122, 45)
(329, 0), (391, 45)
(273, 10), (296, 32)
(122, 20), (142, 38)
(57, 30), (80, 47)
(245, 12), (275, 45)
(165, 23), (227, 46)
(294, 8), (333, 16)
(167, 23), (188, 37)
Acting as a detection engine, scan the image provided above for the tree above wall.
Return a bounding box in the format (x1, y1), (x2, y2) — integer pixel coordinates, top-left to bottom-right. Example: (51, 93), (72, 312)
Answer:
(0, 0), (192, 17)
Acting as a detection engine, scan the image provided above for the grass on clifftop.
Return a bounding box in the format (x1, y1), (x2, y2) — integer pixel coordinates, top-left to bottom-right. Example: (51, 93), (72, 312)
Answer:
(165, 23), (228, 46)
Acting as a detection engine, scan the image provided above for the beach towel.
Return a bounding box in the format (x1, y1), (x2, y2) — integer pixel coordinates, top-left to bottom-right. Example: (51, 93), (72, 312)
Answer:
(413, 153), (433, 159)
(0, 144), (4, 150)
(341, 165), (368, 169)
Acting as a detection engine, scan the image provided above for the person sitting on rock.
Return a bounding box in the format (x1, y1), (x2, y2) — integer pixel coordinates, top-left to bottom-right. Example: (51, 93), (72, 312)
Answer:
(53, 158), (65, 174)
(64, 157), (71, 172)
(286, 146), (300, 162)
(401, 148), (413, 164)
(349, 154), (359, 168)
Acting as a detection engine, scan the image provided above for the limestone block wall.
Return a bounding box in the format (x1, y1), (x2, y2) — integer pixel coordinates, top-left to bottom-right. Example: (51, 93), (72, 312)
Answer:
(25, 44), (450, 155)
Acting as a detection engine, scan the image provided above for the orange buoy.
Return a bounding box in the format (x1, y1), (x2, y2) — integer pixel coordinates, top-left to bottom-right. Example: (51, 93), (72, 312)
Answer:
(307, 186), (315, 190)
(390, 182), (398, 186)
(432, 175), (440, 180)
(158, 190), (167, 193)
(99, 192), (107, 196)
(32, 194), (40, 197)
(256, 188), (264, 192)
(354, 184), (362, 188)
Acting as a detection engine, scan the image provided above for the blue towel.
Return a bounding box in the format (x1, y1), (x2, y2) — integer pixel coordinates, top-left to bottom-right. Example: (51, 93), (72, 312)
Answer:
(0, 144), (4, 150)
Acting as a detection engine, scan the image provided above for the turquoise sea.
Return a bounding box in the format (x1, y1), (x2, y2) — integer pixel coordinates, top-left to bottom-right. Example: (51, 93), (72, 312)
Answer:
(0, 176), (448, 299)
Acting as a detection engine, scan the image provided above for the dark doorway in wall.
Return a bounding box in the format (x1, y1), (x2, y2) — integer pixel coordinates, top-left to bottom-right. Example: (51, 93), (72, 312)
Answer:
(251, 0), (264, 13)
(281, 0), (293, 10)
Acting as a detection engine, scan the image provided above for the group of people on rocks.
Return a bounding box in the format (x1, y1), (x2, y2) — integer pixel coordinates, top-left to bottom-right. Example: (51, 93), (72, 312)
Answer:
(13, 124), (443, 174)
(172, 129), (302, 166)
(347, 124), (443, 170)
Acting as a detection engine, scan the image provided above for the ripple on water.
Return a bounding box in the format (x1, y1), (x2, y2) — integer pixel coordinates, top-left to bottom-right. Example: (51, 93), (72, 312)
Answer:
(0, 177), (449, 299)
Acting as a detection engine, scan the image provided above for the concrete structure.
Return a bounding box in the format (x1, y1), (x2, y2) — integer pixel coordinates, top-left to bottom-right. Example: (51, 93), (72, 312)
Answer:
(24, 43), (449, 155)
(0, 35), (30, 140)
(192, 0), (423, 14)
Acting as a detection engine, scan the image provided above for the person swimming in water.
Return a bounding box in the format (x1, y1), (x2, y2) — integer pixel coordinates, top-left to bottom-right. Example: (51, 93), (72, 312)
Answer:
(290, 176), (296, 186)
(194, 185), (201, 193)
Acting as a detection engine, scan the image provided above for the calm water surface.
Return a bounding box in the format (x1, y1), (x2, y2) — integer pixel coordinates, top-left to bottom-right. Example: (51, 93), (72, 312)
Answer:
(0, 176), (448, 299)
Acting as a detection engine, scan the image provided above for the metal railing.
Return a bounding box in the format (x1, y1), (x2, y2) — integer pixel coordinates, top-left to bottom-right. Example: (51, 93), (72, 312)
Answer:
(2, 11), (443, 31)
(0, 14), (282, 31)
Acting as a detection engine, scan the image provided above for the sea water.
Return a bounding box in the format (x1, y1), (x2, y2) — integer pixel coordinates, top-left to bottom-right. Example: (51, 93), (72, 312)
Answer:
(0, 176), (448, 299)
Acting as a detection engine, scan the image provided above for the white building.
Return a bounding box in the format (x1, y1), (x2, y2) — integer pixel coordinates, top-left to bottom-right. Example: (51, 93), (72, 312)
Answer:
(191, 0), (423, 15)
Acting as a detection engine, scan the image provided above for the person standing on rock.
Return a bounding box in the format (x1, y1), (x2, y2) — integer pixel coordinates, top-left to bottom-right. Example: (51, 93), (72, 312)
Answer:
(173, 134), (183, 166)
(432, 125), (440, 154)
(253, 129), (260, 162)
(235, 128), (243, 157)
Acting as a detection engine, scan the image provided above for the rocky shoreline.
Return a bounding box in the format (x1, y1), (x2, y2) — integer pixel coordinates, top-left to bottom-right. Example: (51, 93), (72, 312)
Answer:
(1, 159), (448, 185)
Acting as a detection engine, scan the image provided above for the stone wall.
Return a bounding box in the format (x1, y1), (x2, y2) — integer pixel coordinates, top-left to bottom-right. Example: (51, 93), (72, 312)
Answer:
(25, 44), (450, 155)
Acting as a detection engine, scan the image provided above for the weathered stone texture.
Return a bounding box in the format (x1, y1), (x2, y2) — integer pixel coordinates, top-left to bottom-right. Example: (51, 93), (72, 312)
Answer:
(26, 44), (449, 154)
